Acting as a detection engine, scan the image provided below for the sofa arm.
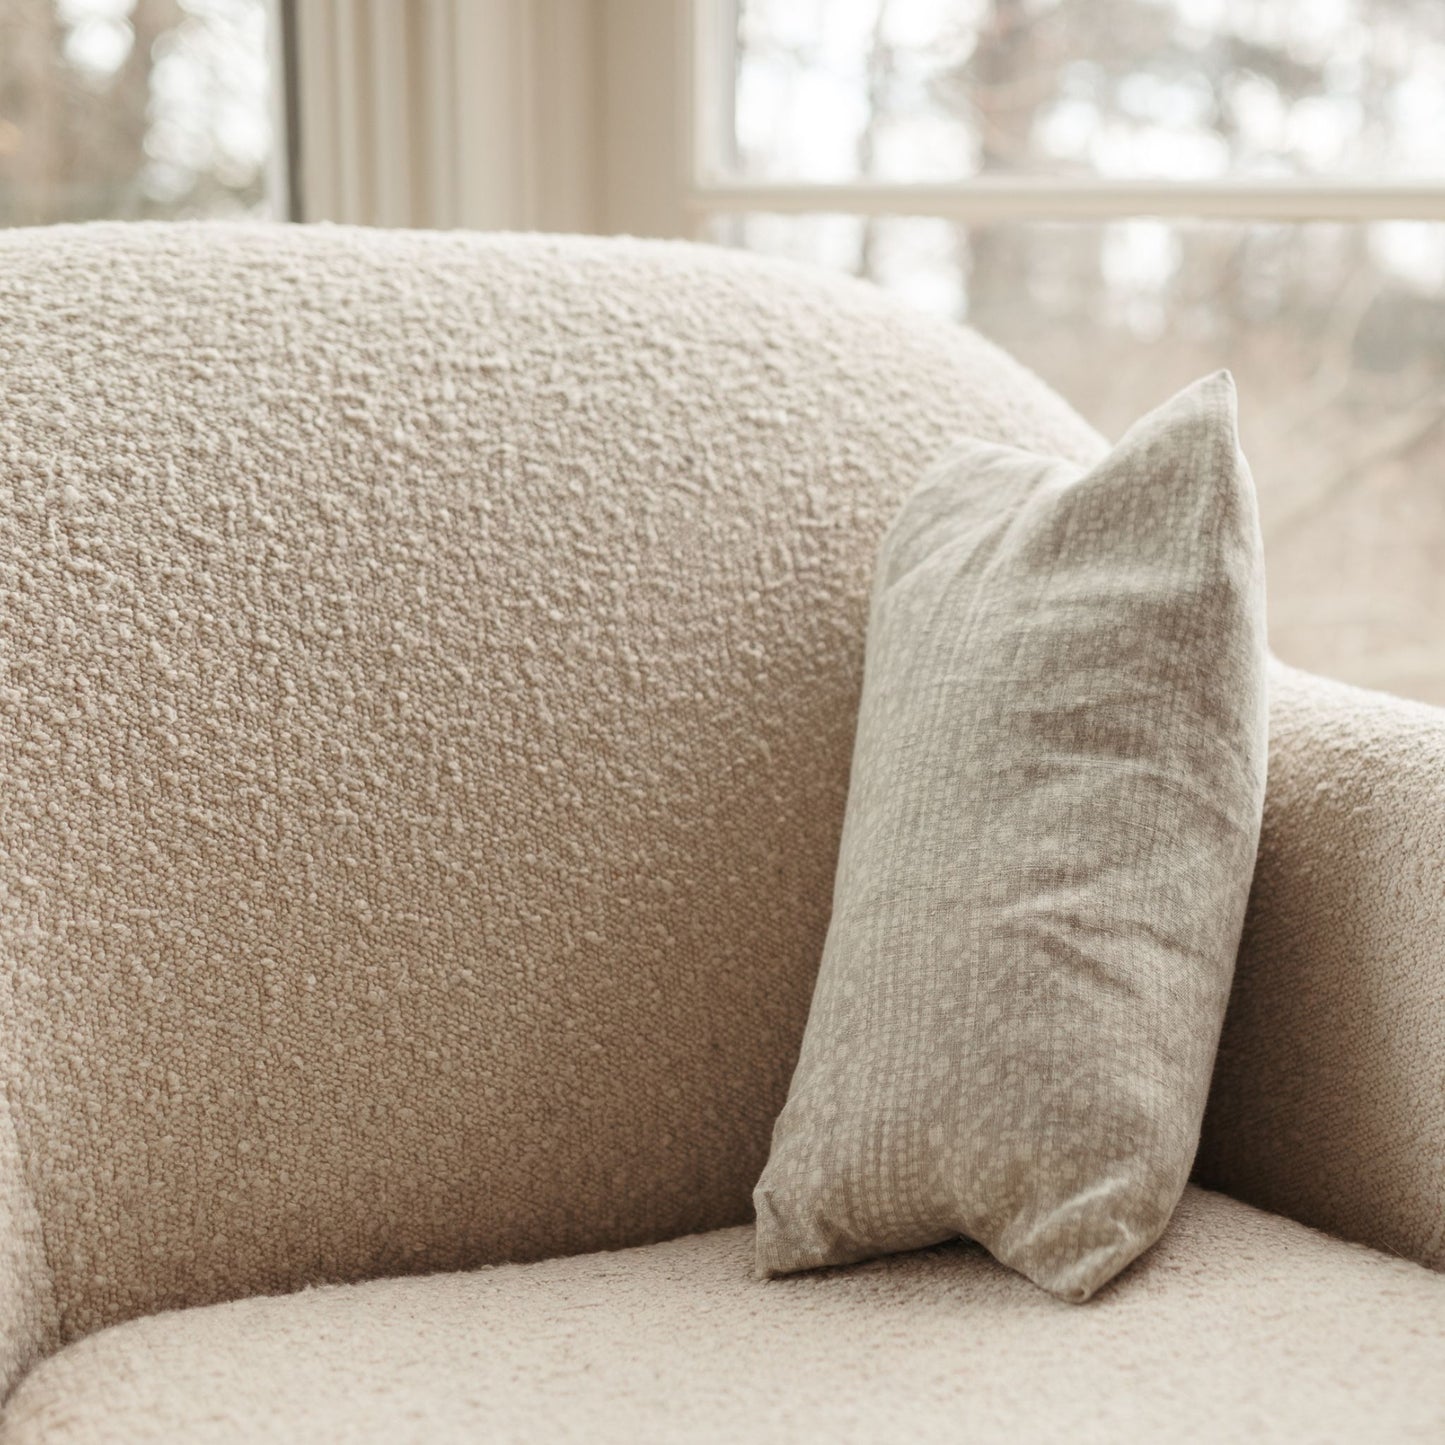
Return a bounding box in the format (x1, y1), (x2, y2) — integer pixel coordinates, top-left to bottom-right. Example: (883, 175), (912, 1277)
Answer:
(1196, 660), (1445, 1271)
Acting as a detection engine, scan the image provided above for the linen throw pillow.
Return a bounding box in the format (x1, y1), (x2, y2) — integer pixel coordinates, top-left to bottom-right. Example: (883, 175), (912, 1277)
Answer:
(754, 371), (1268, 1302)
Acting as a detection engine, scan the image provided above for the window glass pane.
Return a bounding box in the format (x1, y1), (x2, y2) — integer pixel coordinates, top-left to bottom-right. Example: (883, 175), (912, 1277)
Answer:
(1, 0), (279, 226)
(708, 214), (1445, 705)
(726, 0), (1445, 182)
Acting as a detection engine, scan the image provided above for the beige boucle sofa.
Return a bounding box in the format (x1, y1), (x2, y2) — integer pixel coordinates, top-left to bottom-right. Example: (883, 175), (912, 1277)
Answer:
(0, 223), (1441, 1443)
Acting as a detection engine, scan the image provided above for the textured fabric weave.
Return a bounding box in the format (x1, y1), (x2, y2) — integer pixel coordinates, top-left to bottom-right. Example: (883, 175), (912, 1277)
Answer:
(1198, 661), (1445, 1271)
(5, 1189), (1444, 1444)
(0, 221), (1102, 1387)
(755, 374), (1269, 1300)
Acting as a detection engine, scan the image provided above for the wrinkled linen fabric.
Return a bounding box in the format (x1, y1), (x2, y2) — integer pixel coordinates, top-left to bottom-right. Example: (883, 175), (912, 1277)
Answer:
(4, 1189), (1444, 1445)
(756, 374), (1269, 1301)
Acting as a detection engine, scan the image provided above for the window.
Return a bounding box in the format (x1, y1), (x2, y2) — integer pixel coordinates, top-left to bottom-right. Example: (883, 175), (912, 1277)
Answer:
(0, 0), (283, 225)
(692, 0), (1445, 706)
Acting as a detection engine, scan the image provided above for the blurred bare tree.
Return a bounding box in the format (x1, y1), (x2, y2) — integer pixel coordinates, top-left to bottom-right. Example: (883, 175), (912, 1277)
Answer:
(0, 0), (274, 226)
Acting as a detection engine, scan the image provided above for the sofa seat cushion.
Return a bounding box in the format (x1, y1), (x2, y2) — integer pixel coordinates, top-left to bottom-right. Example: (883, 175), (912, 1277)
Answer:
(4, 1189), (1443, 1444)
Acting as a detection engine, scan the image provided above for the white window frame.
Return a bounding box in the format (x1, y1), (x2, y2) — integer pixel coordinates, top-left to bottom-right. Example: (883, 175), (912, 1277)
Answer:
(685, 0), (1445, 229)
(281, 0), (1445, 234)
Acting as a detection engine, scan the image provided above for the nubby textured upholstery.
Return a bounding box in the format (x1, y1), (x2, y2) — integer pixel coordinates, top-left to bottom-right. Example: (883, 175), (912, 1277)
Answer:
(6, 1191), (1445, 1444)
(1198, 663), (1445, 1270)
(0, 224), (1440, 1442)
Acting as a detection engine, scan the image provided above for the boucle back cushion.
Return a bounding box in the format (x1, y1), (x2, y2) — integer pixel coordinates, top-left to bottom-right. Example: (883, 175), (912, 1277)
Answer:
(0, 222), (1103, 1364)
(754, 374), (1268, 1300)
